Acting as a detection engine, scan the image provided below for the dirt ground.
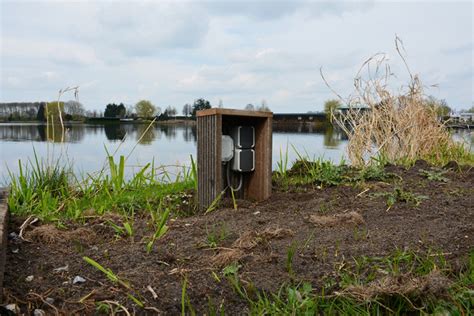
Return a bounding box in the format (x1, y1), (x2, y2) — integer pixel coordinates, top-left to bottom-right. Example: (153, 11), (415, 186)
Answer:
(2, 161), (473, 314)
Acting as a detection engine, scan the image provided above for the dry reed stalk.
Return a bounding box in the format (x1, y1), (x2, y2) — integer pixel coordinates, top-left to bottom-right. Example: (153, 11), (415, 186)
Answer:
(323, 37), (467, 166)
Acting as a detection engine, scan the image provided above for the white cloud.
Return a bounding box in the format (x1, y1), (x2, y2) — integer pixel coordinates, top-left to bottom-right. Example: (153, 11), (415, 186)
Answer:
(0, 0), (472, 111)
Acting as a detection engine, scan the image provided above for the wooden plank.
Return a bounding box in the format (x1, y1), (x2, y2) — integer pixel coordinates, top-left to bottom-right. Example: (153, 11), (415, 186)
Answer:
(215, 114), (222, 199)
(197, 108), (273, 118)
(248, 116), (272, 201)
(197, 114), (222, 210)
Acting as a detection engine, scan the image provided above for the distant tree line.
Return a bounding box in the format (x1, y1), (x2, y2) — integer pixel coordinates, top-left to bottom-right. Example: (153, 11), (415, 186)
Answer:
(0, 102), (46, 121)
(0, 101), (87, 122)
(1, 98), (275, 122)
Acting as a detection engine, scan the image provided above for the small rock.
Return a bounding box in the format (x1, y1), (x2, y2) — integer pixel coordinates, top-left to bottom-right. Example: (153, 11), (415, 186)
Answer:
(34, 309), (46, 316)
(25, 275), (34, 282)
(73, 276), (86, 284)
(253, 211), (260, 215)
(45, 297), (55, 305)
(53, 265), (69, 273)
(11, 247), (19, 254)
(91, 246), (99, 251)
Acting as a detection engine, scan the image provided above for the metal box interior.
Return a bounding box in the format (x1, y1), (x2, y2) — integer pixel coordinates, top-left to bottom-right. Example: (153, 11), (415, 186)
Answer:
(197, 108), (273, 210)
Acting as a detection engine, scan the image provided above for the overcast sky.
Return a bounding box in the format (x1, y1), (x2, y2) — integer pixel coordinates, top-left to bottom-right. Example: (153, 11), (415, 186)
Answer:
(1, 0), (472, 113)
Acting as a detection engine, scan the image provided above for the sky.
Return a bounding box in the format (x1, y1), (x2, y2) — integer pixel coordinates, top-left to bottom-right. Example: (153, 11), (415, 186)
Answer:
(1, 0), (473, 113)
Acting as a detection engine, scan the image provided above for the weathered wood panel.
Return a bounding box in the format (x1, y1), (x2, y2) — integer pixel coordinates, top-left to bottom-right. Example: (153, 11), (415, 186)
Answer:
(248, 116), (272, 201)
(197, 114), (222, 209)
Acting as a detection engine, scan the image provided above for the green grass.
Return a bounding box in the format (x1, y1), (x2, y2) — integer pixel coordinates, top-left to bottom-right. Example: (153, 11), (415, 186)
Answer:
(83, 256), (144, 308)
(273, 147), (395, 190)
(246, 249), (474, 315)
(146, 207), (171, 253)
(8, 153), (197, 223)
(204, 222), (229, 249)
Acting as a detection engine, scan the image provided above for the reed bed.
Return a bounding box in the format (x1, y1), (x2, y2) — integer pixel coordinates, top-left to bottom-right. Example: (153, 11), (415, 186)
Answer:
(324, 37), (472, 167)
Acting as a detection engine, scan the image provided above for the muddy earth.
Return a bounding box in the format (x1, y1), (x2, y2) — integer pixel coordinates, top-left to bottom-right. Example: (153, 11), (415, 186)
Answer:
(2, 161), (473, 314)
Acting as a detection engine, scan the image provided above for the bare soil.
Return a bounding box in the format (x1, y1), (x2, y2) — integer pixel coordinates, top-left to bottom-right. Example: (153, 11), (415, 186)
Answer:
(2, 161), (473, 314)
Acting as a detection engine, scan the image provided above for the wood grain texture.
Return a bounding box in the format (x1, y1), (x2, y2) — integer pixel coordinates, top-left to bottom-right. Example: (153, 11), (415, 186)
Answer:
(197, 114), (222, 209)
(247, 116), (272, 201)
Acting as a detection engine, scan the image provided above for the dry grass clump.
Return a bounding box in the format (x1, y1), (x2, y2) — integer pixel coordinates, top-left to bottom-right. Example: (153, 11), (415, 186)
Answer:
(232, 227), (294, 249)
(211, 248), (246, 267)
(211, 227), (294, 267)
(340, 270), (451, 301)
(27, 224), (96, 244)
(309, 211), (365, 227)
(325, 37), (471, 167)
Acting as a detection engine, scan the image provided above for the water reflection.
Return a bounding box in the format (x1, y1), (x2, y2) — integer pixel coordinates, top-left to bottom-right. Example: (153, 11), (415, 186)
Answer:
(1, 121), (471, 180)
(136, 124), (156, 145)
(0, 123), (469, 150)
(323, 126), (340, 148)
(104, 124), (126, 141)
(273, 123), (344, 148)
(0, 123), (87, 143)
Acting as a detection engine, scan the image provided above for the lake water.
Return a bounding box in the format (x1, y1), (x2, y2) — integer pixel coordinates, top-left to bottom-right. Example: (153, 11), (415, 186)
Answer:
(0, 122), (351, 182)
(0, 122), (471, 183)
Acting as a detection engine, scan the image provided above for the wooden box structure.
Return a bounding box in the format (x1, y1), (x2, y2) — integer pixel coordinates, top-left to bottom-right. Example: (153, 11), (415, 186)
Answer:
(197, 109), (273, 209)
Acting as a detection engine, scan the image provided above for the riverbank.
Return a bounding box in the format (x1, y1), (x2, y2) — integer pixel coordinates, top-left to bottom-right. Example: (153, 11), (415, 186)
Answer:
(1, 159), (473, 314)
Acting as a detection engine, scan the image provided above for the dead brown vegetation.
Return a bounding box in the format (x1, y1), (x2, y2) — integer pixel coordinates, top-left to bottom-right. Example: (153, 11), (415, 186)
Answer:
(340, 270), (452, 301)
(27, 224), (96, 244)
(211, 227), (294, 267)
(309, 211), (365, 227)
(322, 37), (469, 166)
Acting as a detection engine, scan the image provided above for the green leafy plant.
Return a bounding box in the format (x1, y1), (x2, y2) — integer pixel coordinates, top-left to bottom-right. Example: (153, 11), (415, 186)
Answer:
(205, 222), (229, 249)
(107, 219), (133, 238)
(181, 278), (196, 316)
(419, 168), (450, 182)
(83, 256), (125, 287)
(249, 250), (472, 315)
(8, 151), (196, 222)
(146, 208), (171, 253)
(374, 187), (428, 210)
(354, 164), (395, 182)
(83, 256), (144, 307)
(205, 190), (224, 214)
(276, 144), (289, 179)
(286, 241), (298, 276)
(222, 263), (247, 300)
(230, 188), (238, 210)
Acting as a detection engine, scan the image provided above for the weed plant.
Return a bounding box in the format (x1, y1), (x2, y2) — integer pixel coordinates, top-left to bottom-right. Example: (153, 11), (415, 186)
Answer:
(419, 168), (450, 182)
(83, 256), (144, 307)
(373, 187), (428, 210)
(205, 222), (229, 249)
